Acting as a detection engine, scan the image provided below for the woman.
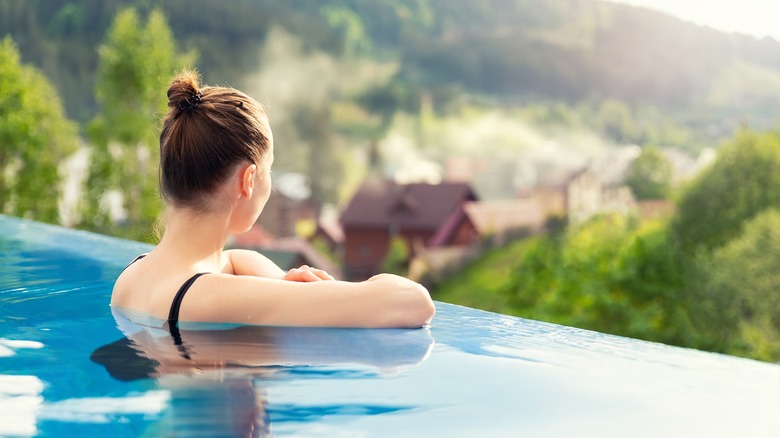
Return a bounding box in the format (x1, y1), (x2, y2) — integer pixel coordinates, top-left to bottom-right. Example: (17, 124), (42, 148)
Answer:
(112, 71), (435, 329)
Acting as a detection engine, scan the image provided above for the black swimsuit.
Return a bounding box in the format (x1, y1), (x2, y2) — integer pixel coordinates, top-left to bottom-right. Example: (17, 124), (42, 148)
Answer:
(125, 254), (208, 350)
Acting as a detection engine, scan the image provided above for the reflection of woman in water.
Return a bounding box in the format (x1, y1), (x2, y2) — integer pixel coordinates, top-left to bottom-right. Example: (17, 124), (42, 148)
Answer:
(96, 312), (435, 378)
(111, 71), (434, 329)
(92, 317), (435, 437)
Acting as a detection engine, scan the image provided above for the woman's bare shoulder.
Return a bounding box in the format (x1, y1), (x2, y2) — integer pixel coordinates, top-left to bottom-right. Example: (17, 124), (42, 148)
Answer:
(111, 255), (147, 307)
(110, 253), (186, 318)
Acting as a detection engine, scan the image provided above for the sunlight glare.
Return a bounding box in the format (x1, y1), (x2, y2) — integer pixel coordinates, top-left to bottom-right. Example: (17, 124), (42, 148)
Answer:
(607, 0), (780, 41)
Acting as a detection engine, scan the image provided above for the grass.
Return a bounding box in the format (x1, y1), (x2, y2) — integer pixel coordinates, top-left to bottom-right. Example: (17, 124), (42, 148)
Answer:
(431, 237), (536, 314)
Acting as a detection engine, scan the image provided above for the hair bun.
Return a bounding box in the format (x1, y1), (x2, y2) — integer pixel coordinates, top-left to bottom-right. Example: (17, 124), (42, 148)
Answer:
(167, 70), (201, 113)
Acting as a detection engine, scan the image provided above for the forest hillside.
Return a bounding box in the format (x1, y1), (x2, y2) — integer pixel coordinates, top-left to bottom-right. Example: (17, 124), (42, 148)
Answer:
(2, 0), (780, 148)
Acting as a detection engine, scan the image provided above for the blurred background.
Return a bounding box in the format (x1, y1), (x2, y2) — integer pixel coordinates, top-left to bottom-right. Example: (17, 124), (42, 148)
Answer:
(2, 0), (780, 362)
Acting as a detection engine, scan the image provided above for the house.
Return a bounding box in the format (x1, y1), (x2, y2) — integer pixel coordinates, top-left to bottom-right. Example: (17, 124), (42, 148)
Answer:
(256, 237), (342, 280)
(312, 215), (344, 256)
(228, 223), (343, 280)
(445, 155), (539, 201)
(407, 198), (546, 284)
(308, 203), (344, 256)
(566, 166), (636, 224)
(463, 198), (546, 239)
(339, 180), (479, 280)
(225, 171), (342, 279)
(257, 172), (318, 239)
(562, 145), (716, 224)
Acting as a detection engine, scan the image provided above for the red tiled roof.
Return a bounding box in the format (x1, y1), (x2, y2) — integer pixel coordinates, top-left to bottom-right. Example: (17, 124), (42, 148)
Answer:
(340, 180), (478, 230)
(229, 232), (343, 280)
(316, 218), (344, 243)
(261, 237), (342, 280)
(230, 223), (274, 247)
(428, 207), (469, 247)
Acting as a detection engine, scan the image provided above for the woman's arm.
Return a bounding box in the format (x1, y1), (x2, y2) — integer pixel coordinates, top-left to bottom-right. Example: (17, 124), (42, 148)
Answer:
(226, 249), (334, 282)
(179, 272), (435, 328)
(227, 249), (285, 278)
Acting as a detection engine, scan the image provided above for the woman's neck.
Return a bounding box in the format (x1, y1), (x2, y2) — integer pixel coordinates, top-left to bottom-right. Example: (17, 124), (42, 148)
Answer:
(156, 207), (232, 272)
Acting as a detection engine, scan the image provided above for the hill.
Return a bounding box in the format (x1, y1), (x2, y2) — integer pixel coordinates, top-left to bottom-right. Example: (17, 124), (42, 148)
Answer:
(2, 0), (780, 147)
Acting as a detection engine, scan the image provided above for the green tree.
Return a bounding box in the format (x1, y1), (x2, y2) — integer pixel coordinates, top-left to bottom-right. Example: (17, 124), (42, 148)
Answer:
(624, 146), (672, 200)
(381, 235), (410, 276)
(672, 130), (780, 254)
(80, 8), (194, 241)
(320, 5), (372, 57)
(506, 215), (693, 345)
(0, 37), (77, 223)
(610, 220), (693, 346)
(356, 78), (405, 170)
(700, 209), (780, 361)
(596, 99), (637, 143)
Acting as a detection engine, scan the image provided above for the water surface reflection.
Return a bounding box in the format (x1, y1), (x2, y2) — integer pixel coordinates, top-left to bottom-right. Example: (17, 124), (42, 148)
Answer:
(91, 312), (434, 436)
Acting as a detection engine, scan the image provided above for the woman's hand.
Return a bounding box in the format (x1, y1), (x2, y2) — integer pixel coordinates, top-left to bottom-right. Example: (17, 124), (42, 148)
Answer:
(283, 265), (335, 282)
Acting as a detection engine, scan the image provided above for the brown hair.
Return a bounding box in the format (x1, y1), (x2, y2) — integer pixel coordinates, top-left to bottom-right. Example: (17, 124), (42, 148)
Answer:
(159, 70), (271, 211)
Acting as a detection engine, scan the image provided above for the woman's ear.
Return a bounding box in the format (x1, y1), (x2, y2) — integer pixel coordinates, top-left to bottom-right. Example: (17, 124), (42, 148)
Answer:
(240, 164), (257, 198)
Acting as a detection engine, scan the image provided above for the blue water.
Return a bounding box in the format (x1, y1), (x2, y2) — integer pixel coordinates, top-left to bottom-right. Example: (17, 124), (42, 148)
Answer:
(1, 214), (780, 437)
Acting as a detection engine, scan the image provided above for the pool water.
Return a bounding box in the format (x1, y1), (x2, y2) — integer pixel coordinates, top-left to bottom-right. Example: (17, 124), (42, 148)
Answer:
(1, 214), (779, 437)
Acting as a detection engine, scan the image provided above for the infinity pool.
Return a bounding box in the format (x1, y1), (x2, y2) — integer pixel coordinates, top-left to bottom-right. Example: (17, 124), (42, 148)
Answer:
(1, 214), (779, 437)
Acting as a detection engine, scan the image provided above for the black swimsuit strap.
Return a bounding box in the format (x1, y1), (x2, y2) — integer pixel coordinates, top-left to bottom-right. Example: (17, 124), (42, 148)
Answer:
(120, 254), (147, 273)
(166, 272), (209, 355)
(167, 272), (208, 326)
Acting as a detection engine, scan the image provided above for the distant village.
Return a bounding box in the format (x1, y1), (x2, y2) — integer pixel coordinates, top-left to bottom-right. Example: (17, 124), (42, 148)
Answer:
(229, 146), (712, 285)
